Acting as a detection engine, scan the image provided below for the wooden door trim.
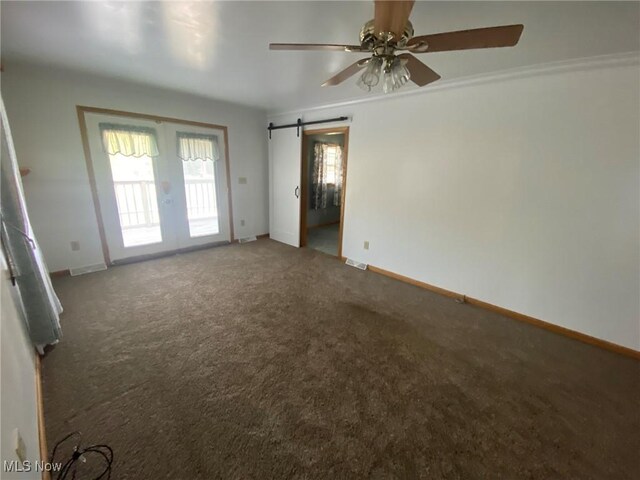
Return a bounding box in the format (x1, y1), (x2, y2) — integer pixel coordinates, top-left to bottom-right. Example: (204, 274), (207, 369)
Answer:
(338, 129), (349, 260)
(76, 105), (235, 266)
(299, 126), (350, 258)
(77, 105), (231, 131)
(77, 107), (111, 265)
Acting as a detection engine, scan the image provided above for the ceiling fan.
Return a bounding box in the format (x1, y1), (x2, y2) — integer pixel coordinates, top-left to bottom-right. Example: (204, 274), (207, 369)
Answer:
(270, 1), (524, 93)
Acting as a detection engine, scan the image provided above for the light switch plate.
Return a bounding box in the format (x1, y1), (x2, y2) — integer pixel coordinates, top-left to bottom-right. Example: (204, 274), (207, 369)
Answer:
(364, 241), (370, 250)
(238, 177), (247, 184)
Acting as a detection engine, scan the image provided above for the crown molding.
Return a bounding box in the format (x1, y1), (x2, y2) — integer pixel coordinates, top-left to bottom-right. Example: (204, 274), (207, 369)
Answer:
(268, 51), (640, 118)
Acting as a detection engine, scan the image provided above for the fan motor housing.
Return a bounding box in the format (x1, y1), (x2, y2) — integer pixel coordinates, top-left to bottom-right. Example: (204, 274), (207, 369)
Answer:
(360, 19), (414, 49)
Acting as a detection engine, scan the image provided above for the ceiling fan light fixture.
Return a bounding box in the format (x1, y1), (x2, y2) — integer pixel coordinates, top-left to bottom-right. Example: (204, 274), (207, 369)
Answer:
(356, 56), (383, 91)
(356, 75), (372, 92)
(381, 70), (395, 94)
(382, 57), (410, 94)
(393, 57), (411, 86)
(271, 2), (524, 94)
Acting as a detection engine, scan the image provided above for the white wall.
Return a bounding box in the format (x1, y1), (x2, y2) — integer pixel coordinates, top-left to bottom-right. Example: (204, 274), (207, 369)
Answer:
(0, 252), (41, 480)
(1, 62), (269, 272)
(270, 59), (640, 351)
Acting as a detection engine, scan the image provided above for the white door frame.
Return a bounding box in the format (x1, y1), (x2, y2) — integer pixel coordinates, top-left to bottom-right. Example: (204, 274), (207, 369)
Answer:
(77, 106), (235, 265)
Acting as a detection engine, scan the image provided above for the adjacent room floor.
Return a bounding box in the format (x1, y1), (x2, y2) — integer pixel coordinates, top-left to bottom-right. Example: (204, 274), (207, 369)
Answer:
(43, 240), (639, 479)
(306, 223), (339, 256)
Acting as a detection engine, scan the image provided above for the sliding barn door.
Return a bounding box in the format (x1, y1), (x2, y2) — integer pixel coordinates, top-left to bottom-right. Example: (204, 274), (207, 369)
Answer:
(269, 128), (301, 247)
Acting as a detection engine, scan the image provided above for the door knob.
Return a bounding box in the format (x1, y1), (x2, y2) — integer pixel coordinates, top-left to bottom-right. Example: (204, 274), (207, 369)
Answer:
(294, 186), (300, 198)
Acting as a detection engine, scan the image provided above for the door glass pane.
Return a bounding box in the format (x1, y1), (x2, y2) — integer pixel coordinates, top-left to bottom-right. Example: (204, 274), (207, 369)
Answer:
(109, 153), (163, 247)
(181, 158), (219, 237)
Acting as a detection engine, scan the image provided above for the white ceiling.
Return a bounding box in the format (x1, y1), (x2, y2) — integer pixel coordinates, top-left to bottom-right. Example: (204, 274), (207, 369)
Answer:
(2, 1), (639, 112)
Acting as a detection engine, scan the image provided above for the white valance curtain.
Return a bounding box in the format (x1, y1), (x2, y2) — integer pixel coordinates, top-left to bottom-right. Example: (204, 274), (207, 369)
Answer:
(177, 132), (220, 162)
(99, 126), (220, 163)
(1, 95), (63, 348)
(100, 123), (159, 157)
(312, 142), (343, 210)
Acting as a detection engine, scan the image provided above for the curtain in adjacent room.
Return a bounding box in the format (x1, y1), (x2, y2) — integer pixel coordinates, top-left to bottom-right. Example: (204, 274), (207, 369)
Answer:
(0, 95), (63, 347)
(177, 132), (220, 162)
(311, 142), (343, 210)
(332, 145), (343, 208)
(100, 123), (160, 157)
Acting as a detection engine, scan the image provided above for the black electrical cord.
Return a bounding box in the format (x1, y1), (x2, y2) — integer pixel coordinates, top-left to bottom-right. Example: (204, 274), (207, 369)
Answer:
(49, 432), (113, 480)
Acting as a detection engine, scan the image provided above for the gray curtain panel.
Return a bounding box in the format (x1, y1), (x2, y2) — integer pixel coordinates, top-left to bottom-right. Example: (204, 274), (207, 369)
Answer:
(0, 95), (62, 347)
(311, 142), (343, 210)
(333, 145), (343, 208)
(311, 142), (329, 210)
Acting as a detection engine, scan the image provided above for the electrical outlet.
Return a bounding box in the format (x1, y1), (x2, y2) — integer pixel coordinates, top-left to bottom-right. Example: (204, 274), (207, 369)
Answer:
(240, 219), (245, 227)
(70, 241), (80, 251)
(13, 428), (26, 462)
(238, 177), (247, 184)
(364, 241), (369, 250)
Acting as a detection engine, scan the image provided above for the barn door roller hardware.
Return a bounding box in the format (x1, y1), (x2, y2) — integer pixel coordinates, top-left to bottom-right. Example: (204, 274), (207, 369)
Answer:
(267, 116), (349, 139)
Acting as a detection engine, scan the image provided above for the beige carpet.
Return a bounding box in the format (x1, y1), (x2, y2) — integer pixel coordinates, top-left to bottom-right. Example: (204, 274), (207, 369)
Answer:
(44, 239), (639, 479)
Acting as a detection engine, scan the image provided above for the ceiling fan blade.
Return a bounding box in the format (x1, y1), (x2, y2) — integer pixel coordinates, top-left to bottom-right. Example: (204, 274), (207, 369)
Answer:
(398, 54), (441, 87)
(374, 1), (415, 40)
(322, 59), (369, 87)
(408, 24), (524, 53)
(270, 43), (366, 52)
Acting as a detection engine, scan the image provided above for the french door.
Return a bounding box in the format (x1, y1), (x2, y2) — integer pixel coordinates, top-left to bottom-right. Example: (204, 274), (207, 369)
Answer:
(85, 112), (231, 262)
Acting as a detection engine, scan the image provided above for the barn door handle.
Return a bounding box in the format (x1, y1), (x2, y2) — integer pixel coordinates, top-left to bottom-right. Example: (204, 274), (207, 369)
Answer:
(294, 186), (300, 198)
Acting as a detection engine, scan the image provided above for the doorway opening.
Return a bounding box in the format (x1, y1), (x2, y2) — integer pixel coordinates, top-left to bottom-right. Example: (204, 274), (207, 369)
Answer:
(300, 127), (349, 258)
